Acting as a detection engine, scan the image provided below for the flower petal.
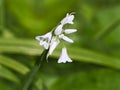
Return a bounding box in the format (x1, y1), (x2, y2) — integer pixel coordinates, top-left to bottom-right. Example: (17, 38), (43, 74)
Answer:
(64, 29), (77, 34)
(35, 32), (52, 41)
(39, 40), (45, 45)
(35, 32), (52, 49)
(44, 32), (52, 39)
(43, 42), (49, 49)
(54, 24), (63, 35)
(35, 36), (42, 41)
(58, 47), (72, 63)
(59, 34), (74, 43)
(48, 36), (60, 55)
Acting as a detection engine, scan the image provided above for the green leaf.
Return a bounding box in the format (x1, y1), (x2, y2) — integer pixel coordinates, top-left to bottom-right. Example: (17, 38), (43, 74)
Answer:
(0, 65), (20, 84)
(0, 38), (42, 55)
(0, 45), (41, 55)
(0, 55), (30, 75)
(0, 38), (38, 47)
(0, 38), (120, 70)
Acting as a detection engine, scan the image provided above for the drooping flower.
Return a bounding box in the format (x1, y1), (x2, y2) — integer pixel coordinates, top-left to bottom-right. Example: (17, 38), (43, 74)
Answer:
(35, 32), (52, 49)
(60, 13), (74, 25)
(35, 12), (77, 63)
(58, 47), (72, 63)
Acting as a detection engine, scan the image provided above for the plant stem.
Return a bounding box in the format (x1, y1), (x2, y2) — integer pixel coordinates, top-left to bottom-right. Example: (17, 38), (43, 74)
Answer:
(22, 49), (48, 90)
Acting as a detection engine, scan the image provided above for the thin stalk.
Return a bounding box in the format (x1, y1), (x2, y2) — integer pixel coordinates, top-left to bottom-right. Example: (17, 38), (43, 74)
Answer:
(22, 49), (48, 90)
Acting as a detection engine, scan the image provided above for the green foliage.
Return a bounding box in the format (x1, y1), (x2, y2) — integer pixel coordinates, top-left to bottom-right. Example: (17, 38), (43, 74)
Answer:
(50, 68), (120, 90)
(0, 0), (120, 90)
(0, 55), (29, 75)
(0, 65), (20, 83)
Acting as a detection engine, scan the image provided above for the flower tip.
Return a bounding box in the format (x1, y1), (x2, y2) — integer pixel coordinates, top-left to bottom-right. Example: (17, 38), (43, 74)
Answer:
(58, 60), (66, 63)
(57, 59), (72, 63)
(64, 29), (77, 34)
(35, 36), (40, 40)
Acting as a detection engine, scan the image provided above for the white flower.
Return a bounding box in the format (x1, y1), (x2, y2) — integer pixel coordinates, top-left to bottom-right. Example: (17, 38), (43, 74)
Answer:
(48, 36), (60, 55)
(35, 32), (52, 49)
(35, 12), (77, 63)
(58, 47), (72, 63)
(60, 13), (74, 25)
(64, 29), (77, 34)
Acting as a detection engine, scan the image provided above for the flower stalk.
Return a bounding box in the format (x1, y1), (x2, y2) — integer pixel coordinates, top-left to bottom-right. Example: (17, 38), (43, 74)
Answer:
(22, 50), (48, 90)
(23, 12), (77, 90)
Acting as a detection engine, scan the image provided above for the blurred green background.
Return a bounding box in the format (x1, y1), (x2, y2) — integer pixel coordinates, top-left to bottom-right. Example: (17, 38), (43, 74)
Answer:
(0, 0), (120, 90)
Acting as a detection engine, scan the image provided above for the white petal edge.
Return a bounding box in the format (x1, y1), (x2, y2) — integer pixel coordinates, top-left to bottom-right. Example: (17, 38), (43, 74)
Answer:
(35, 36), (42, 41)
(58, 47), (72, 63)
(35, 32), (52, 41)
(59, 34), (74, 43)
(64, 29), (77, 34)
(44, 32), (52, 39)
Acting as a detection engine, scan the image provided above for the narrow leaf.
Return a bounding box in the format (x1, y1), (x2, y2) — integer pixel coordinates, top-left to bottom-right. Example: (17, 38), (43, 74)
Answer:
(0, 65), (20, 84)
(0, 55), (30, 75)
(0, 39), (120, 70)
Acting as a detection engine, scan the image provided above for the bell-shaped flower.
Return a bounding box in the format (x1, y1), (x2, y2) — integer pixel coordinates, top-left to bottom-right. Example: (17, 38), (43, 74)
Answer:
(48, 36), (60, 55)
(35, 32), (52, 49)
(59, 34), (74, 43)
(58, 47), (72, 63)
(60, 13), (74, 25)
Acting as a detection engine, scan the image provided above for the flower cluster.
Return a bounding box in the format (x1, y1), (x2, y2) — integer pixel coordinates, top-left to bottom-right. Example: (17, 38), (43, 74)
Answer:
(35, 13), (77, 63)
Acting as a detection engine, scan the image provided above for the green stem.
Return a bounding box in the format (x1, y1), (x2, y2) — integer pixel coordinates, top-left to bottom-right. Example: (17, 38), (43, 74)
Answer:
(22, 49), (48, 90)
